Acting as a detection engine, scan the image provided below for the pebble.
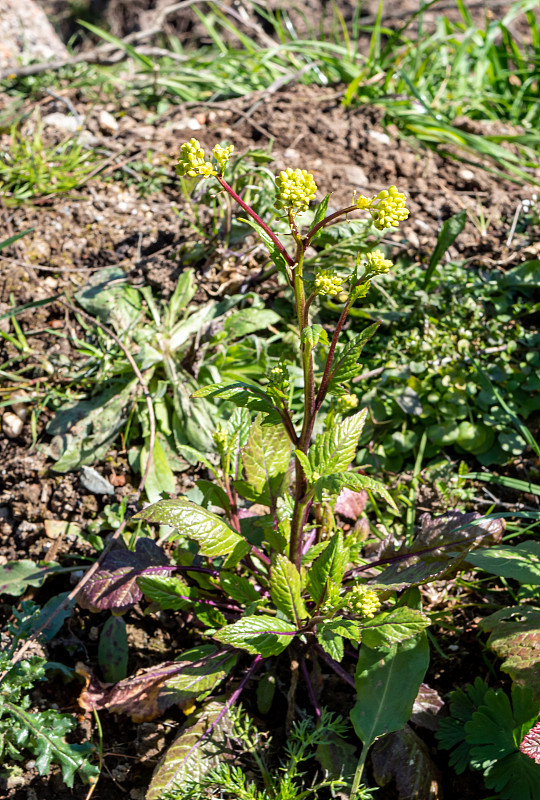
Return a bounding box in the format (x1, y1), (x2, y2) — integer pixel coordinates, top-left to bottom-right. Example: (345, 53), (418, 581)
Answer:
(459, 168), (476, 182)
(2, 411), (24, 438)
(98, 109), (119, 133)
(368, 130), (391, 146)
(43, 112), (80, 134)
(346, 165), (368, 187)
(170, 116), (202, 131)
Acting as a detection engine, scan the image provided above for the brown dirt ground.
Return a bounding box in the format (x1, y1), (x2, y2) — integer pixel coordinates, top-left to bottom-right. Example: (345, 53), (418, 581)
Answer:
(1, 3), (539, 799)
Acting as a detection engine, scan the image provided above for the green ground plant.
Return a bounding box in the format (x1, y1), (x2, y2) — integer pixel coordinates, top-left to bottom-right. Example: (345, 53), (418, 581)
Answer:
(63, 142), (513, 799)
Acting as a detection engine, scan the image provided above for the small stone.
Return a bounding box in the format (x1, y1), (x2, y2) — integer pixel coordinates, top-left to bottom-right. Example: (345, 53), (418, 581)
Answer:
(172, 116), (201, 131)
(283, 147), (300, 160)
(459, 168), (476, 182)
(368, 130), (391, 146)
(346, 165), (368, 187)
(117, 201), (129, 213)
(43, 112), (80, 134)
(98, 109), (119, 133)
(2, 411), (23, 438)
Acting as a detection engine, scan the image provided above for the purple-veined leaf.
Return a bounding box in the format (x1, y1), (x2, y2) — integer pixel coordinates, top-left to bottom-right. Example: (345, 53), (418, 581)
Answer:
(213, 614), (296, 656)
(77, 539), (170, 613)
(521, 722), (540, 764)
(146, 701), (233, 800)
(134, 499), (244, 557)
(78, 646), (236, 722)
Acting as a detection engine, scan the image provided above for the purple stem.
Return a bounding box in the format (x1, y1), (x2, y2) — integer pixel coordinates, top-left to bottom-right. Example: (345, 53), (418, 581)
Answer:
(301, 659), (321, 719)
(315, 644), (356, 688)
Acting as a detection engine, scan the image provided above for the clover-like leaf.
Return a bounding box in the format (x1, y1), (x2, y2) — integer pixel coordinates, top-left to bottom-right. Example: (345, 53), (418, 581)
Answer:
(134, 499), (244, 557)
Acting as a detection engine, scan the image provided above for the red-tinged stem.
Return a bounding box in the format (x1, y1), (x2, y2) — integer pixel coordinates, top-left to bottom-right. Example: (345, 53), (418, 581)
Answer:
(314, 298), (352, 410)
(216, 175), (295, 267)
(301, 658), (321, 719)
(315, 644), (356, 688)
(305, 204), (357, 245)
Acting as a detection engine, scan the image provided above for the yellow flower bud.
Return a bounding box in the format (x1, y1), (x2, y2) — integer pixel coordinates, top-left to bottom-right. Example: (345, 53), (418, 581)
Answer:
(212, 144), (234, 174)
(364, 250), (393, 274)
(348, 585), (380, 618)
(176, 138), (217, 178)
(275, 168), (317, 213)
(314, 269), (343, 296)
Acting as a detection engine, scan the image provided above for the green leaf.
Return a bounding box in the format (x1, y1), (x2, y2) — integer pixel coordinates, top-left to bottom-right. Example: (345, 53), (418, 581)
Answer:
(484, 752), (540, 800)
(294, 449), (313, 482)
(224, 308), (280, 339)
(219, 571), (259, 605)
(4, 703), (98, 787)
(213, 614), (296, 656)
(314, 471), (397, 511)
(351, 632), (430, 748)
(98, 615), (128, 682)
(243, 415), (291, 494)
(192, 381), (277, 415)
(466, 686), (538, 765)
(311, 193), (331, 233)
(424, 210), (467, 286)
(360, 607), (430, 649)
(270, 554), (307, 623)
(0, 228), (34, 251)
(467, 541), (540, 585)
(140, 434), (177, 503)
(318, 627), (344, 661)
(75, 266), (142, 333)
(137, 574), (192, 610)
(306, 532), (346, 604)
(134, 499), (244, 556)
(0, 560), (60, 596)
(146, 701), (234, 800)
(309, 408), (368, 475)
(327, 323), (379, 395)
(78, 19), (156, 68)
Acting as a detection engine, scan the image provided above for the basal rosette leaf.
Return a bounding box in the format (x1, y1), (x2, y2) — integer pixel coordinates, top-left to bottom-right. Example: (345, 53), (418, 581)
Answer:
(78, 646), (237, 722)
(146, 701), (234, 800)
(309, 409), (368, 476)
(134, 499), (244, 557)
(78, 539), (170, 613)
(213, 615), (297, 656)
(466, 540), (540, 585)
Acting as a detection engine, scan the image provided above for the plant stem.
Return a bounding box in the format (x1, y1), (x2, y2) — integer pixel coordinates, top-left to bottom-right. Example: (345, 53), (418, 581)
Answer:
(350, 741), (370, 799)
(315, 298), (352, 409)
(305, 204), (357, 245)
(216, 175), (294, 266)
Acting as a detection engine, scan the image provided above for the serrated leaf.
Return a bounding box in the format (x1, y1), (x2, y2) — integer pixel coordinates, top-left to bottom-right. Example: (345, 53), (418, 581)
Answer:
(191, 380), (276, 415)
(314, 471), (396, 511)
(351, 633), (429, 749)
(137, 574), (192, 610)
(243, 415), (291, 494)
(219, 571), (259, 605)
(467, 541), (540, 585)
(79, 649), (237, 722)
(310, 409), (368, 475)
(146, 701), (233, 800)
(306, 531), (346, 604)
(318, 627), (344, 661)
(77, 539), (170, 613)
(270, 554), (307, 623)
(360, 607), (430, 649)
(213, 614), (296, 656)
(302, 324), (329, 348)
(327, 323), (379, 395)
(310, 193), (331, 233)
(479, 606), (540, 701)
(134, 499), (244, 557)
(295, 449), (313, 482)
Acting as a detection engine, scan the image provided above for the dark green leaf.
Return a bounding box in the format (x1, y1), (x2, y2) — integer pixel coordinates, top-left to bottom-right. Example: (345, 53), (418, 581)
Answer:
(213, 614), (296, 656)
(466, 541), (540, 585)
(306, 532), (346, 604)
(424, 210), (467, 286)
(360, 607), (430, 649)
(98, 615), (128, 682)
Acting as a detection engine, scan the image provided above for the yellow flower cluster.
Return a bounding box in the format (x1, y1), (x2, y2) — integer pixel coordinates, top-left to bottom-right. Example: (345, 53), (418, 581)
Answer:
(314, 269), (343, 296)
(275, 168), (317, 213)
(176, 138), (216, 178)
(176, 139), (234, 178)
(267, 363), (290, 403)
(336, 393), (358, 414)
(348, 585), (380, 618)
(354, 185), (409, 230)
(212, 143), (234, 174)
(365, 250), (393, 274)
